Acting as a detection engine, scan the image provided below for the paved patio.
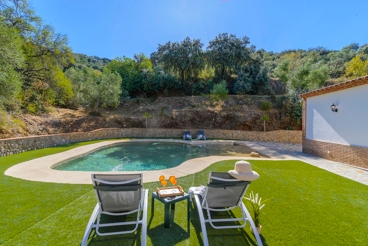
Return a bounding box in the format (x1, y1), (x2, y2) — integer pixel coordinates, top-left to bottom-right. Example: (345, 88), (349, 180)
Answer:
(5, 139), (368, 186)
(246, 141), (368, 186)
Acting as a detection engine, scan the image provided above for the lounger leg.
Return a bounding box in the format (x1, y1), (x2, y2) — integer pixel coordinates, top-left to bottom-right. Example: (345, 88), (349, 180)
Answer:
(141, 189), (148, 246)
(241, 203), (263, 246)
(81, 203), (100, 246)
(194, 195), (209, 246)
(187, 196), (190, 221)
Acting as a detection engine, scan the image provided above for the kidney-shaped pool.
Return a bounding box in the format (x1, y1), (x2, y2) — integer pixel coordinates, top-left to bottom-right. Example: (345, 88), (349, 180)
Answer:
(53, 141), (252, 171)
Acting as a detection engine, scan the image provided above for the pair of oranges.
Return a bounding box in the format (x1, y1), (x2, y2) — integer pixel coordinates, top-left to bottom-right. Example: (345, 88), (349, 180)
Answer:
(159, 175), (177, 186)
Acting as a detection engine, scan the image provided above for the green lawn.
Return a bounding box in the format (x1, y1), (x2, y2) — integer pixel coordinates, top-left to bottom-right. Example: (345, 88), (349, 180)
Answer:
(1, 141), (368, 245)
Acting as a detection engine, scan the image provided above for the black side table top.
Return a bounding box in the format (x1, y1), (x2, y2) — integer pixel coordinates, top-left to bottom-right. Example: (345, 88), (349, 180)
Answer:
(152, 192), (190, 204)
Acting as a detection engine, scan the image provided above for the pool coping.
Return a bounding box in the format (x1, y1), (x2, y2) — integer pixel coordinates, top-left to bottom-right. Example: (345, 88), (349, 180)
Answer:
(4, 139), (271, 184)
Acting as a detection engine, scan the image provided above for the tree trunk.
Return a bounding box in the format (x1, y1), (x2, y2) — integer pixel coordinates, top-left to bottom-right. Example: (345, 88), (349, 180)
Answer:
(91, 100), (100, 115)
(263, 120), (266, 132)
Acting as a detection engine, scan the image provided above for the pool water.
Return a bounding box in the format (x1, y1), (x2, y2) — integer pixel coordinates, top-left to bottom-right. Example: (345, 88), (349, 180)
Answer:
(53, 142), (251, 171)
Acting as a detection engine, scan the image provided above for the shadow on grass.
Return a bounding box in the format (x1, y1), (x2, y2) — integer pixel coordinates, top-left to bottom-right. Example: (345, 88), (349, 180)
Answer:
(148, 222), (190, 245)
(147, 203), (190, 245)
(190, 201), (267, 246)
(85, 214), (143, 245)
(87, 228), (142, 246)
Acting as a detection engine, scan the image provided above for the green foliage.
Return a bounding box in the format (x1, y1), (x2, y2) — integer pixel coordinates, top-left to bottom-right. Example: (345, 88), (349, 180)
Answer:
(105, 54), (153, 95)
(260, 101), (272, 111)
(0, 109), (26, 133)
(233, 66), (252, 94)
(207, 33), (251, 81)
(268, 43), (368, 92)
(345, 55), (368, 78)
(21, 80), (56, 113)
(0, 0), (75, 112)
(273, 51), (330, 93)
(155, 37), (205, 84)
(0, 18), (24, 111)
(0, 0), (365, 112)
(52, 67), (75, 107)
(210, 80), (228, 101)
(143, 112), (151, 128)
(198, 65), (215, 81)
(276, 93), (302, 126)
(244, 191), (267, 227)
(260, 101), (271, 132)
(65, 67), (122, 113)
(20, 24), (74, 86)
(274, 60), (290, 83)
(98, 71), (122, 109)
(0, 0), (41, 35)
(262, 114), (269, 121)
(73, 53), (111, 71)
(25, 103), (37, 114)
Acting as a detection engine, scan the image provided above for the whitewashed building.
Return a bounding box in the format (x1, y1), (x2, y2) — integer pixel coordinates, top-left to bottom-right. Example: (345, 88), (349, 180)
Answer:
(300, 75), (368, 169)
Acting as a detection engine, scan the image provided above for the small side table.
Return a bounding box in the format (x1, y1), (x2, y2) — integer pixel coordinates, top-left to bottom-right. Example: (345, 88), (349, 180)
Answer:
(151, 192), (190, 228)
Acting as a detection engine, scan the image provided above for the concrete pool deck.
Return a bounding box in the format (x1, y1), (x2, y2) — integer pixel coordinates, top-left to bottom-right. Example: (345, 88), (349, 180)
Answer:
(5, 139), (368, 185)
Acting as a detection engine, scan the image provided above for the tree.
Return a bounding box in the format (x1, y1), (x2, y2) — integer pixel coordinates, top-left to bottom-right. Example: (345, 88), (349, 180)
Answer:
(1, 0), (74, 85)
(1, 0), (75, 112)
(274, 53), (329, 93)
(51, 67), (74, 107)
(260, 101), (272, 132)
(0, 0), (41, 36)
(105, 54), (152, 96)
(326, 43), (358, 78)
(0, 18), (24, 110)
(345, 55), (368, 78)
(234, 52), (269, 95)
(155, 37), (205, 84)
(207, 33), (251, 81)
(65, 67), (122, 114)
(21, 24), (74, 86)
(143, 112), (151, 128)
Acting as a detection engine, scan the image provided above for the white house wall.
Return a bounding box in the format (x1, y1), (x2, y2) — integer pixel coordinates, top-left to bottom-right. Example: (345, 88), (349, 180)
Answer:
(306, 84), (368, 148)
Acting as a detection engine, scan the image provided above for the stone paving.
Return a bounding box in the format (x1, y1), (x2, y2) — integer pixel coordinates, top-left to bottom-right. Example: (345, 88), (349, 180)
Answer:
(245, 141), (368, 186)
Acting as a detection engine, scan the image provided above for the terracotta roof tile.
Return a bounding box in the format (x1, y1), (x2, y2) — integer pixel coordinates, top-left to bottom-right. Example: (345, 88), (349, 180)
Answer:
(300, 75), (368, 99)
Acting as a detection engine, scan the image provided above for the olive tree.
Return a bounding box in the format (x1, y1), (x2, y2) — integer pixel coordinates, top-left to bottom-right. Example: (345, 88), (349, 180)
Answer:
(65, 67), (122, 114)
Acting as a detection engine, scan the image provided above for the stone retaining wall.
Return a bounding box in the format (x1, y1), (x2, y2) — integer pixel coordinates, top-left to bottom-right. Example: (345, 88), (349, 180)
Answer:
(0, 128), (301, 157)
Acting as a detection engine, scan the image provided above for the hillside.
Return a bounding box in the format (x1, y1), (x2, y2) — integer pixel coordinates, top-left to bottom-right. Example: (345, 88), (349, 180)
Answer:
(0, 95), (299, 139)
(73, 53), (111, 71)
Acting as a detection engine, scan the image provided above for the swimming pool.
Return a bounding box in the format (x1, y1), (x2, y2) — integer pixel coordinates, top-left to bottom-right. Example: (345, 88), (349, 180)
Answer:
(53, 141), (252, 171)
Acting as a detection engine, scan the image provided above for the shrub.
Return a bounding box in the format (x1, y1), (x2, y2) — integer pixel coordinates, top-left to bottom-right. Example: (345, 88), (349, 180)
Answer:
(260, 101), (272, 111)
(210, 80), (228, 101)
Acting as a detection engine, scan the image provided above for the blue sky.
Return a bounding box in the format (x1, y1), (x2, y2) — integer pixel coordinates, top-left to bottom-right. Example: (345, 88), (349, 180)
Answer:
(31, 0), (368, 60)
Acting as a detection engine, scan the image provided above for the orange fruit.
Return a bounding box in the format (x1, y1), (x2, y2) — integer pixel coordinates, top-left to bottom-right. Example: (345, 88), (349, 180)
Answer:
(160, 180), (168, 187)
(169, 176), (177, 185)
(159, 175), (165, 181)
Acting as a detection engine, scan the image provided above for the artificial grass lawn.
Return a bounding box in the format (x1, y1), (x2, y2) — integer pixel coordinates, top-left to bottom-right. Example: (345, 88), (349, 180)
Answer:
(1, 141), (368, 245)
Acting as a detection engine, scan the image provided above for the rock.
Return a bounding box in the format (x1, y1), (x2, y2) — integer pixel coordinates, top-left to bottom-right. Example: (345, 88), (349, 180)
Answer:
(250, 152), (260, 157)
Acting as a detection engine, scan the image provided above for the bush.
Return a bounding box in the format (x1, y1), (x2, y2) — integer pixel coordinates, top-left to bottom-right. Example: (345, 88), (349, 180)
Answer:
(210, 80), (228, 101)
(275, 93), (302, 126)
(260, 101), (272, 111)
(0, 110), (26, 134)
